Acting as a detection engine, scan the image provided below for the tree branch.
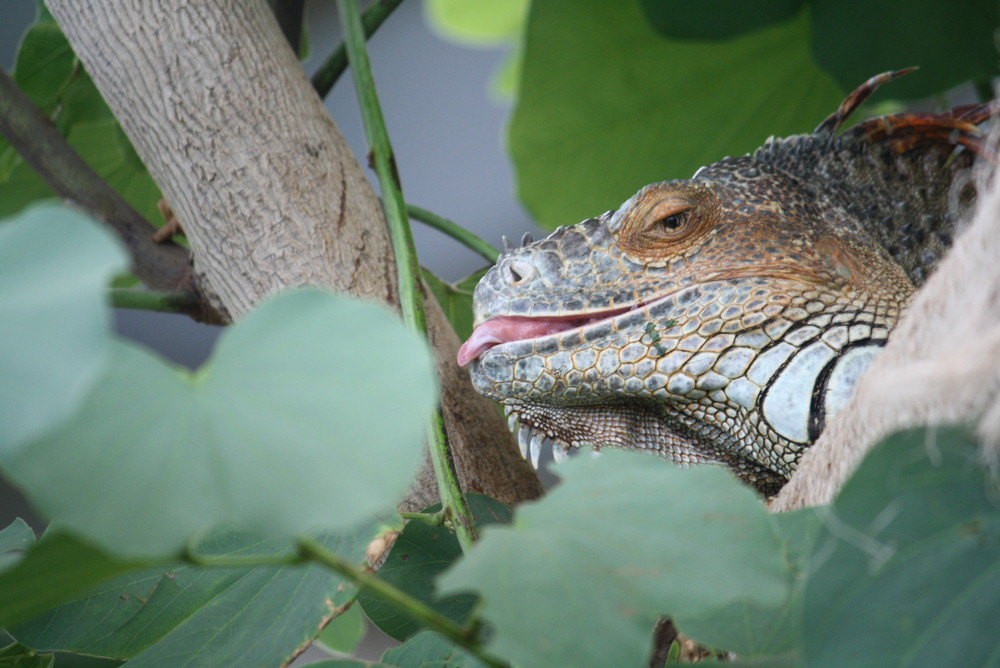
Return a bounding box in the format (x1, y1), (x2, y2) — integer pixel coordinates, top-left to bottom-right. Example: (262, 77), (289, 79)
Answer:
(0, 67), (193, 294)
(47, 0), (543, 513)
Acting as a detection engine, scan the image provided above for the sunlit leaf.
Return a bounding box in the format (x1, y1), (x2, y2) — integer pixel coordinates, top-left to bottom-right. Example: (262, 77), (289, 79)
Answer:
(425, 0), (528, 45)
(441, 452), (789, 667)
(510, 0), (844, 229)
(0, 204), (127, 454)
(804, 426), (1000, 667)
(2, 290), (436, 557)
(9, 526), (377, 666)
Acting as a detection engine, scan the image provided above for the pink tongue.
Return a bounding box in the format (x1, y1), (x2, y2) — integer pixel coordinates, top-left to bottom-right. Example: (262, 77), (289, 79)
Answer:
(457, 316), (583, 367)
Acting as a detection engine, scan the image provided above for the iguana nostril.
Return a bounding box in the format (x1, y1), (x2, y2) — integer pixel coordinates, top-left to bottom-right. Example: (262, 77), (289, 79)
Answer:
(506, 260), (536, 285)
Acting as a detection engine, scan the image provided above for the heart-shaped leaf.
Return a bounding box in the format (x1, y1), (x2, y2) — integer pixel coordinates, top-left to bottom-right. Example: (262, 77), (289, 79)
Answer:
(811, 0), (999, 101)
(2, 289), (437, 557)
(0, 532), (142, 629)
(0, 204), (127, 454)
(440, 451), (790, 668)
(381, 630), (486, 667)
(359, 494), (512, 640)
(9, 526), (379, 666)
(0, 519), (36, 574)
(638, 0), (805, 40)
(804, 426), (1000, 667)
(510, 0), (844, 230)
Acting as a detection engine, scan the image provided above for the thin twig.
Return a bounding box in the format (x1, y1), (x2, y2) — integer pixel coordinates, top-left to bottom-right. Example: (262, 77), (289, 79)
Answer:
(311, 0), (405, 99)
(399, 510), (447, 526)
(407, 204), (500, 263)
(297, 536), (508, 668)
(0, 68), (191, 292)
(336, 0), (478, 551)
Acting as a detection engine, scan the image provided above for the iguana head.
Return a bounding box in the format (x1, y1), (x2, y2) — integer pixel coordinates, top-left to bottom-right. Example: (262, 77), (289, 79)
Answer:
(458, 157), (913, 494)
(458, 71), (992, 494)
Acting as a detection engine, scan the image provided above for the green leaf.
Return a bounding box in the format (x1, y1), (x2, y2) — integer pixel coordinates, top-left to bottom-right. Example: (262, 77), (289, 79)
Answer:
(64, 119), (163, 225)
(422, 268), (489, 341)
(316, 603), (366, 655)
(9, 527), (376, 666)
(11, 8), (73, 111)
(0, 642), (53, 668)
(0, 204), (128, 454)
(674, 507), (821, 658)
(510, 0), (844, 230)
(0, 12), (160, 225)
(425, 0), (529, 45)
(0, 533), (143, 629)
(638, 0), (804, 40)
(440, 452), (790, 667)
(804, 426), (1000, 667)
(811, 0), (1000, 101)
(360, 495), (511, 641)
(1, 289), (437, 557)
(0, 519), (35, 573)
(381, 631), (486, 667)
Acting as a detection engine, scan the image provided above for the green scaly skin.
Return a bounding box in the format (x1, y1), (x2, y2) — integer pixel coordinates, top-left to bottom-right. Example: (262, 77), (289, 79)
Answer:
(459, 71), (993, 494)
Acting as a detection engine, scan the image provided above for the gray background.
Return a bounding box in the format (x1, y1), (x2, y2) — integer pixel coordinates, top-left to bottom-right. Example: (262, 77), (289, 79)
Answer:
(1, 2), (541, 660)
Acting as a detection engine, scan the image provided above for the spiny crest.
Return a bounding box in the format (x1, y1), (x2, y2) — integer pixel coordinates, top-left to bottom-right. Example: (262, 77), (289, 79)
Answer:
(748, 69), (998, 286)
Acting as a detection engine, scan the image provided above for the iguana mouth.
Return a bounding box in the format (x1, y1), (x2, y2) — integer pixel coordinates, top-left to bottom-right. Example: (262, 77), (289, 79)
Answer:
(457, 302), (643, 367)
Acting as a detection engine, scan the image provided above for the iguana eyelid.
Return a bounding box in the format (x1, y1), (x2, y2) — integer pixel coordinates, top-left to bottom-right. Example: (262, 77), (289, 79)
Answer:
(646, 199), (692, 236)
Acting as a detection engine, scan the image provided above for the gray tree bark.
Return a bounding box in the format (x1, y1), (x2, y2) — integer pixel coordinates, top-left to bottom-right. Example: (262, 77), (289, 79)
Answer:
(46, 0), (543, 510)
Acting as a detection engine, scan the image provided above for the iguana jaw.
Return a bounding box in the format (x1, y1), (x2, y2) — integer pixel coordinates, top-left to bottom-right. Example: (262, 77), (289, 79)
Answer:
(503, 398), (789, 495)
(457, 301), (648, 367)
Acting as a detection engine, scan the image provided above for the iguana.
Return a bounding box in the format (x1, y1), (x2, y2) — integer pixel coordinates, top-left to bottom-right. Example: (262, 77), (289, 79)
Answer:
(457, 70), (997, 495)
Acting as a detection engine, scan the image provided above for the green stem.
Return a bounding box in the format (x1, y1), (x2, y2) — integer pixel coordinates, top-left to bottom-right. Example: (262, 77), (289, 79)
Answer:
(407, 204), (500, 263)
(400, 510), (447, 526)
(109, 288), (201, 315)
(312, 0), (406, 99)
(183, 545), (304, 568)
(336, 0), (477, 551)
(297, 537), (507, 668)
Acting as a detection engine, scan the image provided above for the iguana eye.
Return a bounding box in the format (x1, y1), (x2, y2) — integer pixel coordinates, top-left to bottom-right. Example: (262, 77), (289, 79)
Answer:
(646, 200), (691, 237)
(657, 212), (685, 230)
